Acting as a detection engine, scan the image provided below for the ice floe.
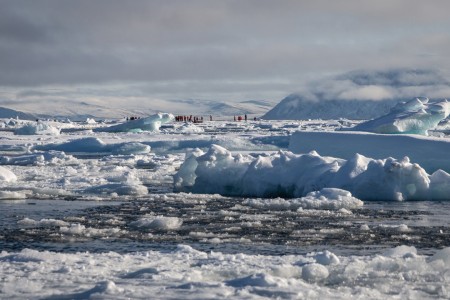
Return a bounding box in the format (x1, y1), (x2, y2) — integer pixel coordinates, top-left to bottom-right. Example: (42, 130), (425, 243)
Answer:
(0, 151), (77, 166)
(289, 131), (450, 173)
(1, 245), (450, 299)
(130, 215), (183, 231)
(14, 122), (60, 135)
(0, 166), (17, 182)
(175, 144), (450, 201)
(351, 98), (450, 135)
(33, 137), (151, 155)
(94, 113), (174, 132)
(243, 188), (363, 211)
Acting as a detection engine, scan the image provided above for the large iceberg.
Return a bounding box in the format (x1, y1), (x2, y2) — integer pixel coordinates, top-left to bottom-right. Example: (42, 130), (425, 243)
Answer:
(351, 98), (450, 135)
(174, 144), (450, 201)
(94, 113), (174, 133)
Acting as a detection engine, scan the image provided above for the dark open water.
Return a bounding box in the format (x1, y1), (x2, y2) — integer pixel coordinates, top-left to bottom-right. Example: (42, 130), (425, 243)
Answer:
(1, 198), (450, 257)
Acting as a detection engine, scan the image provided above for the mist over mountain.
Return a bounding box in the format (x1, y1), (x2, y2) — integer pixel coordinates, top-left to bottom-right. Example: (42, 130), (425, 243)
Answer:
(263, 96), (400, 120)
(264, 69), (450, 120)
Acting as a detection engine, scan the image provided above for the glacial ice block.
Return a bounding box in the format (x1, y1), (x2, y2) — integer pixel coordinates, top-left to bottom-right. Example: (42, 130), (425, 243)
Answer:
(351, 98), (450, 135)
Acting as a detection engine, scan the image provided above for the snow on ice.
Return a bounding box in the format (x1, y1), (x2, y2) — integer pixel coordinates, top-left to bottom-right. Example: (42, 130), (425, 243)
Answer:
(351, 98), (450, 135)
(34, 137), (151, 155)
(1, 245), (450, 299)
(289, 131), (450, 173)
(174, 144), (450, 201)
(14, 121), (60, 135)
(94, 113), (174, 132)
(1, 101), (450, 299)
(0, 166), (17, 182)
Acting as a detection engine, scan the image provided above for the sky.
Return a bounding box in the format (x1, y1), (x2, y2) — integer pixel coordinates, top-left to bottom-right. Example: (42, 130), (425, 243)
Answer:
(1, 0), (450, 112)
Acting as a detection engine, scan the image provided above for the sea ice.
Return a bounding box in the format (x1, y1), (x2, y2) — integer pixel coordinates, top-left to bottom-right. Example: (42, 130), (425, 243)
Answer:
(130, 216), (183, 231)
(82, 182), (148, 196)
(289, 131), (450, 173)
(243, 188), (363, 211)
(175, 144), (450, 201)
(176, 123), (205, 133)
(0, 236), (450, 298)
(33, 137), (151, 155)
(18, 217), (70, 227)
(0, 166), (17, 182)
(14, 122), (60, 135)
(0, 151), (77, 166)
(301, 263), (329, 282)
(351, 98), (450, 135)
(94, 113), (174, 132)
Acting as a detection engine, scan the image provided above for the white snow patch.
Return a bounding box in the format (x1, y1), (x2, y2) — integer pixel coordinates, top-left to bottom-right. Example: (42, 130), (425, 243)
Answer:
(14, 122), (60, 135)
(0, 166), (17, 182)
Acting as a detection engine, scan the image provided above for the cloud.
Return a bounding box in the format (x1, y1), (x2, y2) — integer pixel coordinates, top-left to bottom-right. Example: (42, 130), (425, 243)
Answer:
(338, 69), (449, 87)
(339, 85), (394, 101)
(295, 68), (450, 102)
(1, 1), (450, 103)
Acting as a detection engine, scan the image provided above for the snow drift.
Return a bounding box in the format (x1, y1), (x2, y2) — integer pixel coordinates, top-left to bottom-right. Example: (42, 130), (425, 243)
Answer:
(174, 144), (450, 201)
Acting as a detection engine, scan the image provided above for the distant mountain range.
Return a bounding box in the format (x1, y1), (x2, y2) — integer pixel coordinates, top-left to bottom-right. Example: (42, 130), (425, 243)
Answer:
(0, 98), (275, 120)
(262, 94), (400, 120)
(0, 107), (38, 120)
(2, 93), (430, 122)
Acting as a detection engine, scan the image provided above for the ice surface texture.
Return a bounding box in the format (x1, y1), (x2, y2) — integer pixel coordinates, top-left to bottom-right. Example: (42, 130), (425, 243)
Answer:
(14, 122), (60, 135)
(289, 131), (450, 173)
(175, 144), (450, 201)
(1, 245), (450, 299)
(351, 98), (450, 135)
(93, 113), (174, 132)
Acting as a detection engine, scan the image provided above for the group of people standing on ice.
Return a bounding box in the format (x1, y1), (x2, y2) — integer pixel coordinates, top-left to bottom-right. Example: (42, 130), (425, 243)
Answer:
(126, 116), (141, 121)
(173, 114), (256, 122)
(234, 114), (250, 121)
(174, 115), (208, 123)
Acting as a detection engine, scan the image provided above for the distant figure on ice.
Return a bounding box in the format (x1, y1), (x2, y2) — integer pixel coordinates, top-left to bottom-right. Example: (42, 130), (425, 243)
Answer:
(209, 115), (212, 121)
(245, 114), (247, 121)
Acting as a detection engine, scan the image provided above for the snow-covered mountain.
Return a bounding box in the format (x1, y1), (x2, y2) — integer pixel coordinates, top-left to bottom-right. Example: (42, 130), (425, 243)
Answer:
(0, 107), (38, 120)
(264, 69), (450, 120)
(263, 95), (400, 120)
(2, 98), (274, 120)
